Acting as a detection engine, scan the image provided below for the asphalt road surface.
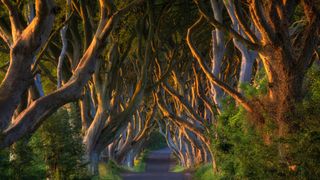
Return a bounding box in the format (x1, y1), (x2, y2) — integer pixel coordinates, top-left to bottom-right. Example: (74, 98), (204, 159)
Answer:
(121, 148), (191, 180)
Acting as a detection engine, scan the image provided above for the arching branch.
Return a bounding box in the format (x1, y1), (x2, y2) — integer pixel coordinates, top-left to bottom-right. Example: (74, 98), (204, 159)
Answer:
(156, 93), (207, 144)
(1, 0), (24, 41)
(162, 81), (206, 126)
(233, 0), (259, 43)
(186, 15), (255, 114)
(249, 0), (275, 43)
(0, 0), (145, 148)
(194, 0), (261, 50)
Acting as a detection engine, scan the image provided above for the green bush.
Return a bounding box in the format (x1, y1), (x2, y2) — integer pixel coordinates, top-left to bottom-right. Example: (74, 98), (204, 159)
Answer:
(9, 136), (47, 180)
(0, 149), (11, 179)
(195, 66), (320, 179)
(193, 164), (218, 180)
(132, 150), (147, 172)
(31, 107), (89, 179)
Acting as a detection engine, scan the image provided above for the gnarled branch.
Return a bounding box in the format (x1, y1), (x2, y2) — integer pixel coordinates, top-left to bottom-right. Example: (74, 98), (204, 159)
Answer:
(186, 15), (255, 114)
(194, 0), (261, 50)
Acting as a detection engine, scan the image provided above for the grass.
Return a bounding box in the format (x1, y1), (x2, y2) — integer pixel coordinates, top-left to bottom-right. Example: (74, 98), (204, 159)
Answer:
(133, 157), (146, 172)
(92, 161), (123, 180)
(93, 150), (150, 180)
(132, 150), (149, 172)
(170, 164), (186, 172)
(169, 155), (188, 173)
(193, 164), (218, 180)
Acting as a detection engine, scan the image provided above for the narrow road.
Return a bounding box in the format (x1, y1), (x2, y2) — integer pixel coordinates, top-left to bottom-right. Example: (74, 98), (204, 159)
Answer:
(121, 147), (190, 180)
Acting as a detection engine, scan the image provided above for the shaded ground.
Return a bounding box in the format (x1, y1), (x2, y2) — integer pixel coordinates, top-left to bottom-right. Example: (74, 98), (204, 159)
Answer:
(121, 147), (191, 180)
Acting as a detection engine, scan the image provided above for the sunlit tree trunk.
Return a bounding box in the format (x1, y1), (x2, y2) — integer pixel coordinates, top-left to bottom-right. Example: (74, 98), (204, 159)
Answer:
(0, 0), (56, 131)
(57, 0), (71, 89)
(210, 0), (225, 110)
(0, 0), (145, 149)
(224, 1), (257, 91)
(192, 0), (319, 168)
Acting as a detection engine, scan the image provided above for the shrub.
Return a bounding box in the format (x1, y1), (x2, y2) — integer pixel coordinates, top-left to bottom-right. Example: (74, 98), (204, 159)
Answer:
(195, 66), (320, 179)
(31, 106), (89, 179)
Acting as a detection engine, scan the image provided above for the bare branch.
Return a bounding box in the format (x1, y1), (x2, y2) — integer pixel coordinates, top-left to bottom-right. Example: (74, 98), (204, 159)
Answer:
(1, 0), (24, 41)
(249, 0), (275, 43)
(0, 0), (146, 148)
(32, 12), (75, 73)
(0, 22), (11, 46)
(193, 65), (219, 116)
(156, 93), (208, 144)
(186, 15), (255, 114)
(298, 0), (320, 70)
(162, 81), (206, 126)
(194, 0), (261, 50)
(133, 103), (157, 142)
(233, 0), (259, 43)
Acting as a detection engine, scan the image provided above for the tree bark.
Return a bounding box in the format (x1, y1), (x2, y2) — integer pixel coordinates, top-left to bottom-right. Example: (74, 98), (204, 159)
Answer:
(0, 0), (56, 131)
(209, 0), (225, 109)
(0, 0), (145, 148)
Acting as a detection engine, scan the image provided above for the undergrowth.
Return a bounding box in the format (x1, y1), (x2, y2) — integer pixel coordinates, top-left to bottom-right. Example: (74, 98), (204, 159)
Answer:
(194, 66), (320, 179)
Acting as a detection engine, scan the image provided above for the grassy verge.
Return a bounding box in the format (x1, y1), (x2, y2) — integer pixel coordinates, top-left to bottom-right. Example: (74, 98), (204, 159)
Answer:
(193, 163), (220, 180)
(170, 164), (185, 173)
(132, 150), (148, 172)
(94, 150), (150, 179)
(92, 161), (123, 180)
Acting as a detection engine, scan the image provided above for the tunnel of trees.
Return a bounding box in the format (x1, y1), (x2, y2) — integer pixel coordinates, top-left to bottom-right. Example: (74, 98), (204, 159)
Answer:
(0, 0), (319, 179)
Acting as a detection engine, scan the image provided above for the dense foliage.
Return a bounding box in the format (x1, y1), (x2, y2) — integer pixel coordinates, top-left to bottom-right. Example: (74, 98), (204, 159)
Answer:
(0, 107), (89, 179)
(195, 66), (320, 179)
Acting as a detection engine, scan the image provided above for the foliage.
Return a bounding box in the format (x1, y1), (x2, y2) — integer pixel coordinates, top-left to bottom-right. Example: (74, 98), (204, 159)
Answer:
(0, 139), (46, 179)
(0, 51), (9, 81)
(132, 151), (147, 172)
(0, 149), (10, 179)
(8, 137), (47, 180)
(193, 164), (218, 180)
(170, 164), (186, 173)
(0, 102), (91, 180)
(145, 131), (167, 151)
(213, 105), (284, 179)
(0, 136), (46, 179)
(195, 66), (320, 179)
(93, 161), (122, 180)
(30, 106), (89, 179)
(287, 66), (320, 178)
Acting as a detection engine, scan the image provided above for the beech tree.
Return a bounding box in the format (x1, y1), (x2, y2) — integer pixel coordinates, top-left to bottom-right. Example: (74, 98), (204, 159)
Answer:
(0, 0), (319, 178)
(0, 0), (145, 147)
(189, 0), (319, 163)
(0, 0), (56, 131)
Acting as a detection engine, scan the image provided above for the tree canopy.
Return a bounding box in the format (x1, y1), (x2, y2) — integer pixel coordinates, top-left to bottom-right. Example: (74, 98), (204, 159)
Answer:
(0, 0), (319, 178)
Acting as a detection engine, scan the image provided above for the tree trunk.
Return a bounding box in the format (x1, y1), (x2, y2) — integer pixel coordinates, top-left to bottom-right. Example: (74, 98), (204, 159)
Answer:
(0, 0), (55, 131)
(261, 48), (304, 129)
(209, 0), (225, 109)
(88, 151), (100, 176)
